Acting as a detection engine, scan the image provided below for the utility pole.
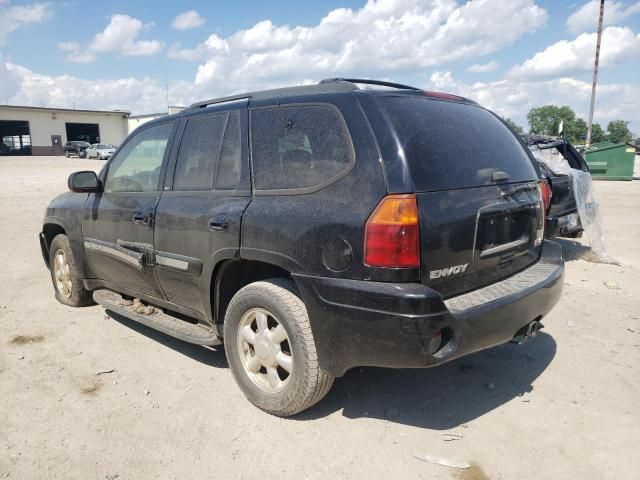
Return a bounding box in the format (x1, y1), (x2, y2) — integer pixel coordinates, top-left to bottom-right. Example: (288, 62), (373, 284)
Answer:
(586, 0), (605, 147)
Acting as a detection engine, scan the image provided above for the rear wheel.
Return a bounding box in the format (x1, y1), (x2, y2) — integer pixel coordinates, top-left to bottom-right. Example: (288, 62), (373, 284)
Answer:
(49, 234), (93, 307)
(223, 279), (333, 416)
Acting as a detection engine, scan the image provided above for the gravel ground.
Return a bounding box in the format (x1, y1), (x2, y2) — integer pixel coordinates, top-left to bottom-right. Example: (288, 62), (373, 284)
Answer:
(1, 156), (639, 480)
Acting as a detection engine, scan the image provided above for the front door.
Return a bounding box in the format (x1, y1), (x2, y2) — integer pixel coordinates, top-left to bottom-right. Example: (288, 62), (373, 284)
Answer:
(51, 135), (63, 156)
(82, 121), (176, 298)
(153, 106), (251, 314)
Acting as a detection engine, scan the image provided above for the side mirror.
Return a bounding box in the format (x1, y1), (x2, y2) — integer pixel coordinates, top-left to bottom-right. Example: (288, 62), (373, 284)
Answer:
(68, 171), (101, 193)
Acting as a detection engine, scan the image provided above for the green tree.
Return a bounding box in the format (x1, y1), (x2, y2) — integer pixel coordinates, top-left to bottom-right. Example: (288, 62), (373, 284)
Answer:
(606, 120), (633, 143)
(526, 105), (586, 143)
(503, 117), (523, 133)
(591, 123), (606, 143)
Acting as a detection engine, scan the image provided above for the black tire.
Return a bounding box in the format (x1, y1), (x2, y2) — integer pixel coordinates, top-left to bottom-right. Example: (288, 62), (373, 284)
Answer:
(224, 278), (334, 416)
(49, 234), (93, 307)
(65, 151), (70, 158)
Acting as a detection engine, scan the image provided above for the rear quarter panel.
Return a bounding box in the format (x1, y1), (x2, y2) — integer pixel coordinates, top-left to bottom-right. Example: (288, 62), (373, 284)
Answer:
(241, 93), (396, 281)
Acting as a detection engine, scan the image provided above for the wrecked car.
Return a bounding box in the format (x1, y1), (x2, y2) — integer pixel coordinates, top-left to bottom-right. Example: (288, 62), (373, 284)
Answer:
(522, 134), (590, 238)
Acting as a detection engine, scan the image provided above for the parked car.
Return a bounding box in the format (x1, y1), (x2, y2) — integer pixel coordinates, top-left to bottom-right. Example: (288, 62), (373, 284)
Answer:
(86, 143), (116, 160)
(40, 78), (564, 416)
(522, 134), (590, 238)
(63, 141), (90, 158)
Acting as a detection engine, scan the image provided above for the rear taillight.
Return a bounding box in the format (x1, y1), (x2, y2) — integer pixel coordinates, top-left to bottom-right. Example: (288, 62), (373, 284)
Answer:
(539, 180), (552, 213)
(364, 194), (420, 268)
(535, 182), (549, 246)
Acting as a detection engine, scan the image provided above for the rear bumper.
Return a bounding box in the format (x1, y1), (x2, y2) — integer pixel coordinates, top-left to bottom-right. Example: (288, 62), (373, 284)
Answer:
(294, 240), (564, 377)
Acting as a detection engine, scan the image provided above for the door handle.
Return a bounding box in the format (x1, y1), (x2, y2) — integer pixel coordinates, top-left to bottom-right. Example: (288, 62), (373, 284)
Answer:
(209, 218), (229, 232)
(133, 212), (152, 225)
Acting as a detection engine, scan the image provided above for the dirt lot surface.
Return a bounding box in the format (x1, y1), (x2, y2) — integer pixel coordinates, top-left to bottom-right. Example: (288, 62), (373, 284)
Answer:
(1, 156), (639, 480)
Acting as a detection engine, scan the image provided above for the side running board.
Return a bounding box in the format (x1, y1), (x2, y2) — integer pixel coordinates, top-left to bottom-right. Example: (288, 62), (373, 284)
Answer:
(93, 290), (222, 346)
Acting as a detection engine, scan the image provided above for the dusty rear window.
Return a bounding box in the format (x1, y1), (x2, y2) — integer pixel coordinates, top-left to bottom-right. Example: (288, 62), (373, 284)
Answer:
(250, 105), (354, 192)
(379, 96), (537, 191)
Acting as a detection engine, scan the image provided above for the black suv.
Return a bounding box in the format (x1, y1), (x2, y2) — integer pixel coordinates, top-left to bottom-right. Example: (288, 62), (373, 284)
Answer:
(40, 79), (564, 416)
(63, 141), (90, 158)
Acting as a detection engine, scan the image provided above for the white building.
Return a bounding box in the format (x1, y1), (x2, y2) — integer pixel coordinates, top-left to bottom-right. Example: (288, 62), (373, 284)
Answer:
(0, 105), (130, 156)
(128, 106), (186, 134)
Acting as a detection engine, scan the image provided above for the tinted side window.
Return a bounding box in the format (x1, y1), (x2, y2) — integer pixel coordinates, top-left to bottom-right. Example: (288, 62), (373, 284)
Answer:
(215, 111), (242, 190)
(173, 114), (226, 191)
(105, 123), (172, 193)
(250, 105), (354, 191)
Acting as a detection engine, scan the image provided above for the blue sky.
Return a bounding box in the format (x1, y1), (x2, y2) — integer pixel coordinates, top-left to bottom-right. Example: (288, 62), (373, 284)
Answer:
(1, 0), (639, 133)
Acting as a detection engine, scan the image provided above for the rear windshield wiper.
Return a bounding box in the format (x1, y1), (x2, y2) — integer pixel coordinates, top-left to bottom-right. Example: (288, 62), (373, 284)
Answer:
(499, 182), (538, 199)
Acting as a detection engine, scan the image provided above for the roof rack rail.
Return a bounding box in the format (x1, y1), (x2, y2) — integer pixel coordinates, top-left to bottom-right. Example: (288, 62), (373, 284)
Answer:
(187, 94), (250, 111)
(319, 78), (422, 91)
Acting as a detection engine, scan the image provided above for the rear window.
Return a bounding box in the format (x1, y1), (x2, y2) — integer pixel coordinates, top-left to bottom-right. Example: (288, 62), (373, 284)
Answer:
(250, 105), (354, 192)
(379, 97), (537, 191)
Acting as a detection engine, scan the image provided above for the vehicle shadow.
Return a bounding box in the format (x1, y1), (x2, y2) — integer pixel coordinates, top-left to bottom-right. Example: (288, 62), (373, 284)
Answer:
(107, 309), (556, 430)
(106, 310), (228, 368)
(555, 238), (602, 263)
(298, 332), (556, 429)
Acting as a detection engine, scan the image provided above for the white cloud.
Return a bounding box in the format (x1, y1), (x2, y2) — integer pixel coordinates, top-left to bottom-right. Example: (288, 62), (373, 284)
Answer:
(57, 41), (96, 63)
(3, 60), (194, 113)
(567, 1), (640, 34)
(57, 41), (80, 52)
(508, 26), (640, 79)
(427, 70), (640, 132)
(58, 14), (162, 63)
(171, 10), (206, 30)
(167, 42), (206, 61)
(0, 2), (51, 45)
(164, 0), (547, 91)
(0, 54), (21, 101)
(66, 51), (97, 64)
(466, 60), (499, 73)
(90, 14), (162, 56)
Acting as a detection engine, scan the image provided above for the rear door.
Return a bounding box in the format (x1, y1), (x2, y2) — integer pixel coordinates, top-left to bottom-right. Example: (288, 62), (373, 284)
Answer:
(376, 96), (543, 298)
(82, 121), (175, 298)
(153, 105), (251, 314)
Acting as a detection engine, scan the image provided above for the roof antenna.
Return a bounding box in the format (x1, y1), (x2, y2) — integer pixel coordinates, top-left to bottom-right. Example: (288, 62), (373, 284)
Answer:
(164, 72), (169, 113)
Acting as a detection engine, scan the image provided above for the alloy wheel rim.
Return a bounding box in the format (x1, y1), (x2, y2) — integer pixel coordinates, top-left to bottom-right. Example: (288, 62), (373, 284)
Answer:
(237, 308), (293, 393)
(53, 249), (72, 299)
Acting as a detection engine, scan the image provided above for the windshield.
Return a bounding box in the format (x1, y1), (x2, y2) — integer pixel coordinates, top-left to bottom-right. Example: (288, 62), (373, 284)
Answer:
(378, 96), (538, 191)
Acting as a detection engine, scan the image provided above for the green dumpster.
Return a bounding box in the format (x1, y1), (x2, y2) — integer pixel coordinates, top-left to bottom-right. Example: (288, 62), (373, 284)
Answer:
(583, 141), (636, 181)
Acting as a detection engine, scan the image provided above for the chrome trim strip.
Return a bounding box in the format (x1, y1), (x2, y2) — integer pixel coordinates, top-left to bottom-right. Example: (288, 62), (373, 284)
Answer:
(155, 255), (189, 271)
(83, 239), (144, 271)
(479, 237), (529, 258)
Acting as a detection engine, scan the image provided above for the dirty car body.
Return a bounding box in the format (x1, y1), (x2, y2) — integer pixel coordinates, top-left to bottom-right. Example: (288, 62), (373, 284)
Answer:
(40, 78), (564, 415)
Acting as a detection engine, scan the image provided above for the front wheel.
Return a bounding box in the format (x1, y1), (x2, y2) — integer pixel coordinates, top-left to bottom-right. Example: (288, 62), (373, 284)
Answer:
(224, 279), (334, 416)
(49, 234), (93, 307)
